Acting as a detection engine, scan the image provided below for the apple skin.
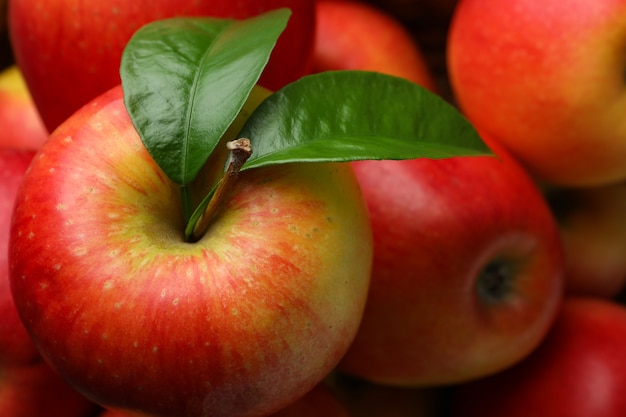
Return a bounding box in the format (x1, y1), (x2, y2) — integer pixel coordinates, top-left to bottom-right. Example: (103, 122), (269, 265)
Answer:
(8, 0), (315, 132)
(313, 0), (436, 90)
(545, 181), (626, 299)
(451, 297), (626, 417)
(8, 85), (373, 417)
(0, 66), (48, 151)
(447, 0), (626, 187)
(337, 136), (565, 386)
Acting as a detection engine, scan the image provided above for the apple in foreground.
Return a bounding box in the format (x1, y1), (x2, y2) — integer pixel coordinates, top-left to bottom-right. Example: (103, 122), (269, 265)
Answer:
(337, 136), (565, 386)
(545, 181), (626, 299)
(451, 297), (626, 417)
(0, 66), (48, 150)
(313, 0), (436, 90)
(8, 0), (316, 132)
(8, 85), (373, 417)
(447, 0), (626, 187)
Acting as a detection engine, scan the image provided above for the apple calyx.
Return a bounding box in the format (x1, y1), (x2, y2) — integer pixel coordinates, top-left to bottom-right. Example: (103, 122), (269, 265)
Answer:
(191, 138), (252, 241)
(476, 260), (515, 303)
(120, 10), (493, 243)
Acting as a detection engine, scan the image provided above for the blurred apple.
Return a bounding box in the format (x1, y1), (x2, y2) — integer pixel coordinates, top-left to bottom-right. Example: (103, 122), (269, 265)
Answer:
(313, 0), (436, 90)
(338, 136), (564, 386)
(545, 181), (626, 298)
(8, 0), (316, 132)
(448, 0), (626, 187)
(0, 66), (48, 150)
(451, 297), (626, 417)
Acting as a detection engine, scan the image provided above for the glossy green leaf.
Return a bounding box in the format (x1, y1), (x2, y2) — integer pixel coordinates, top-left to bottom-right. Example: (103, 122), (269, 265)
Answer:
(120, 9), (291, 186)
(238, 70), (492, 171)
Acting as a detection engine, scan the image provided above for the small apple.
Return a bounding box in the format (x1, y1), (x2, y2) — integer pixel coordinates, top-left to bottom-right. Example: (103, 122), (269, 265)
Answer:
(545, 181), (626, 299)
(451, 296), (626, 417)
(337, 135), (565, 386)
(8, 0), (316, 132)
(447, 0), (626, 187)
(0, 66), (48, 151)
(313, 0), (436, 90)
(8, 84), (373, 417)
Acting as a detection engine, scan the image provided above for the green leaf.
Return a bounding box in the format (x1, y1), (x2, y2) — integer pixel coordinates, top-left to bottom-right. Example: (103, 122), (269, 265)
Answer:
(120, 8), (291, 186)
(238, 70), (492, 171)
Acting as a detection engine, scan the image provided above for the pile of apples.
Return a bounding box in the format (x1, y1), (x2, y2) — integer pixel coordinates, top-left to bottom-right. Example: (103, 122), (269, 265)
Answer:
(1, 0), (626, 416)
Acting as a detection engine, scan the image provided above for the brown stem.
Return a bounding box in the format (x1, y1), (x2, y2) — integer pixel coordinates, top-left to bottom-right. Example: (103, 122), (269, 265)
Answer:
(190, 138), (252, 241)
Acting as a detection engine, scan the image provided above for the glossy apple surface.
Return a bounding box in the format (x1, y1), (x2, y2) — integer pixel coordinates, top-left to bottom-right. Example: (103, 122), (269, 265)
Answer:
(313, 0), (436, 90)
(8, 0), (316, 132)
(337, 137), (564, 386)
(451, 297), (626, 417)
(8, 85), (373, 417)
(0, 66), (48, 150)
(448, 0), (626, 186)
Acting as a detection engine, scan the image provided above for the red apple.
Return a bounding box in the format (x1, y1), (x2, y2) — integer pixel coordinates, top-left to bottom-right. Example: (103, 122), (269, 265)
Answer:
(337, 136), (565, 386)
(545, 181), (626, 299)
(451, 297), (626, 417)
(0, 66), (48, 151)
(447, 0), (626, 187)
(8, 85), (373, 417)
(8, 0), (316, 132)
(313, 0), (436, 90)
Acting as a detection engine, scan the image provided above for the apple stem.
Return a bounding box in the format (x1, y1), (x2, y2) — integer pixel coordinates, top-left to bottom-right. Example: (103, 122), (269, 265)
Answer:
(190, 138), (252, 241)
